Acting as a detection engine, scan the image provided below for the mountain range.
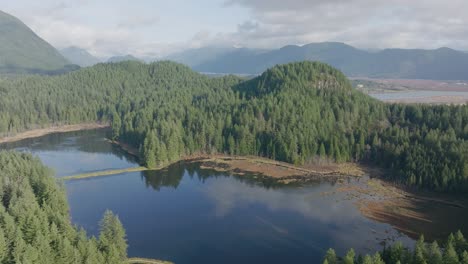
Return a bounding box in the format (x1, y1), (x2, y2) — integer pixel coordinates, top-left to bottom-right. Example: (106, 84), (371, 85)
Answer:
(0, 10), (73, 74)
(181, 42), (468, 80)
(60, 46), (101, 67)
(2, 9), (468, 80)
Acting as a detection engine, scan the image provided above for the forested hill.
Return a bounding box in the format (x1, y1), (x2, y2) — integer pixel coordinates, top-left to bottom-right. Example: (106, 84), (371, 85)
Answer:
(0, 151), (128, 263)
(0, 10), (75, 75)
(189, 42), (468, 80)
(0, 61), (467, 192)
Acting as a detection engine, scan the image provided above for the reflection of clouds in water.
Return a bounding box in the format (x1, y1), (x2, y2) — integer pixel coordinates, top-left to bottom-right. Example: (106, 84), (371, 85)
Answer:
(75, 153), (106, 165)
(202, 177), (412, 254)
(33, 151), (135, 176)
(39, 151), (103, 166)
(61, 136), (79, 146)
(204, 178), (360, 223)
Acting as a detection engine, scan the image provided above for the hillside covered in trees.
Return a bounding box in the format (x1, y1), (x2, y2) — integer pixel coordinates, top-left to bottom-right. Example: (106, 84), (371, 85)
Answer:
(0, 61), (466, 192)
(0, 10), (77, 75)
(0, 151), (127, 263)
(325, 231), (468, 264)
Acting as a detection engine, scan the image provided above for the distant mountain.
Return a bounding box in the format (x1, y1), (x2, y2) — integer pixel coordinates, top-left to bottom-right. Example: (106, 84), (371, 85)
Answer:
(163, 46), (237, 67)
(0, 10), (73, 74)
(174, 42), (468, 80)
(107, 55), (143, 63)
(164, 46), (271, 70)
(60, 46), (100, 67)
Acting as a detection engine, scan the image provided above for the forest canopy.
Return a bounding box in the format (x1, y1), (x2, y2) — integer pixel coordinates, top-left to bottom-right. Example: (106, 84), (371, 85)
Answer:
(325, 231), (468, 264)
(0, 151), (127, 263)
(0, 61), (466, 192)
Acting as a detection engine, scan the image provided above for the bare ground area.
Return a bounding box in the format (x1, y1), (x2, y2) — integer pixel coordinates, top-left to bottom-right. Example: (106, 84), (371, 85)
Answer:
(352, 78), (468, 92)
(384, 95), (468, 104)
(184, 154), (367, 181)
(0, 123), (109, 144)
(109, 140), (369, 181)
(334, 178), (468, 240)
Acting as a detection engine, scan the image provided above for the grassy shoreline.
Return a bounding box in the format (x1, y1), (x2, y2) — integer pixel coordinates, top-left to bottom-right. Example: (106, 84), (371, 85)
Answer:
(0, 124), (369, 181)
(62, 167), (149, 181)
(0, 123), (109, 144)
(109, 136), (369, 180)
(127, 257), (174, 264)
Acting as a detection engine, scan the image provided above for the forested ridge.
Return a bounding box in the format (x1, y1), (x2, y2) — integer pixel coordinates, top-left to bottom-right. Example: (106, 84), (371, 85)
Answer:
(0, 61), (467, 192)
(325, 231), (468, 264)
(0, 151), (127, 263)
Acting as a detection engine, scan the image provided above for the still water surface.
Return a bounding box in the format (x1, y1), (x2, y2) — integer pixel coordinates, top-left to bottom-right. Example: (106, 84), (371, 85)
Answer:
(2, 129), (414, 264)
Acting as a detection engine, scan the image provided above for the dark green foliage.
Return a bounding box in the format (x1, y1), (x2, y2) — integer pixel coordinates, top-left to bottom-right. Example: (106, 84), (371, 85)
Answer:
(0, 151), (128, 263)
(344, 249), (356, 264)
(324, 248), (338, 264)
(0, 60), (466, 192)
(99, 210), (127, 263)
(327, 233), (468, 264)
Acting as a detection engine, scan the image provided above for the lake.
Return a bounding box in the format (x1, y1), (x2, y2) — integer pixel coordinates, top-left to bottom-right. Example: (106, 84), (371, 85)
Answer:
(1, 129), (416, 264)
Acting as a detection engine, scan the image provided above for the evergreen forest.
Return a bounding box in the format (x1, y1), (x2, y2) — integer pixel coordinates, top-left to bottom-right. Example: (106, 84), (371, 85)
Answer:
(0, 61), (466, 192)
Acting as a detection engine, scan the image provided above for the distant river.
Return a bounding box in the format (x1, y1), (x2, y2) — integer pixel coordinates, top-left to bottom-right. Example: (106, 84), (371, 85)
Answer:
(1, 129), (416, 264)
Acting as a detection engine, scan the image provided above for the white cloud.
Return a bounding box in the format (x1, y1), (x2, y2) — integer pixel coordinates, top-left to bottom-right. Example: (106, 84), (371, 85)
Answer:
(224, 0), (468, 50)
(3, 0), (468, 57)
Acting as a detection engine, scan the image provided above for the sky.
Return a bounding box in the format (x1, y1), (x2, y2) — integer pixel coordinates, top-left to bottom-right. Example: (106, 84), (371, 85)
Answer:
(2, 0), (468, 58)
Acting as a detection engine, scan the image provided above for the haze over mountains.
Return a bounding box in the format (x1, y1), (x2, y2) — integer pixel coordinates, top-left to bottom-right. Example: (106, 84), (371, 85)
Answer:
(0, 10), (72, 74)
(107, 55), (143, 63)
(2, 9), (468, 80)
(176, 42), (468, 80)
(60, 46), (101, 67)
(49, 41), (468, 80)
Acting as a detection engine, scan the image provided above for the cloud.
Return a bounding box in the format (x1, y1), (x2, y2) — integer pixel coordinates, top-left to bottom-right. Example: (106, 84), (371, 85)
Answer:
(117, 15), (159, 29)
(223, 0), (468, 50)
(4, 0), (468, 58)
(237, 20), (259, 33)
(200, 177), (413, 254)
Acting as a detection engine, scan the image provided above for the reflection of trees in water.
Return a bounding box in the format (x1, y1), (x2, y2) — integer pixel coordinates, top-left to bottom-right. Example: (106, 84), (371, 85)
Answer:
(140, 161), (330, 191)
(1, 129), (138, 164)
(141, 163), (186, 190)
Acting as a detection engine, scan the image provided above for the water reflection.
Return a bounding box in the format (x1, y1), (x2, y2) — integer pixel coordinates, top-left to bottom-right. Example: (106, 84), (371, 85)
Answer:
(1, 129), (138, 177)
(2, 129), (415, 264)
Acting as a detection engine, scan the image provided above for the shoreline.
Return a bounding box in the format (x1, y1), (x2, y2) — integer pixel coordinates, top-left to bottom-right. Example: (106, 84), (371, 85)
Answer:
(0, 124), (371, 181)
(128, 257), (173, 264)
(90, 138), (468, 241)
(335, 177), (468, 240)
(184, 155), (368, 181)
(3, 125), (466, 242)
(109, 139), (368, 180)
(0, 123), (109, 144)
